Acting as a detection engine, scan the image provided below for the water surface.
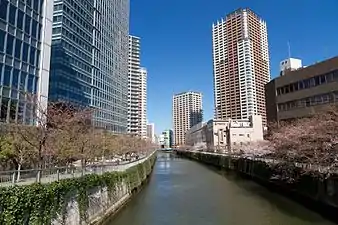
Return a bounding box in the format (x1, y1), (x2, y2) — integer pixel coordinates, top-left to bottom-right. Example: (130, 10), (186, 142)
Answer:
(106, 152), (333, 225)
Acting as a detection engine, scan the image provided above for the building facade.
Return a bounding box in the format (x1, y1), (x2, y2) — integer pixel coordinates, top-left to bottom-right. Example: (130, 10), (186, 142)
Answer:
(161, 129), (173, 149)
(147, 122), (155, 143)
(127, 36), (147, 137)
(266, 56), (338, 123)
(173, 91), (203, 146)
(128, 35), (140, 135)
(139, 67), (147, 137)
(0, 0), (53, 124)
(212, 8), (270, 126)
(185, 115), (263, 152)
(185, 122), (207, 149)
(49, 0), (129, 133)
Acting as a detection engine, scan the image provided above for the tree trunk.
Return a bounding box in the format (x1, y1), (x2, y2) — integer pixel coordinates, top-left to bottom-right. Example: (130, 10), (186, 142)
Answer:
(17, 163), (22, 182)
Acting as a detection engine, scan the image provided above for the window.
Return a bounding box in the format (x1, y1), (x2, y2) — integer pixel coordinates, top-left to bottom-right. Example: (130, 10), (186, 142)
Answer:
(12, 69), (19, 89)
(3, 66), (11, 87)
(25, 16), (31, 34)
(0, 1), (8, 21)
(0, 30), (5, 52)
(33, 0), (39, 11)
(35, 50), (40, 67)
(22, 43), (29, 62)
(17, 10), (24, 30)
(14, 39), (22, 59)
(32, 20), (38, 38)
(20, 72), (27, 90)
(9, 4), (16, 25)
(6, 34), (14, 55)
(27, 0), (32, 8)
(29, 47), (36, 65)
(27, 74), (34, 93)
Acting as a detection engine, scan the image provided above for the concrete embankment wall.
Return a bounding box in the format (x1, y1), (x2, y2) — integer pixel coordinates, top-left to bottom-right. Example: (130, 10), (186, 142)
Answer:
(0, 153), (156, 225)
(176, 150), (338, 222)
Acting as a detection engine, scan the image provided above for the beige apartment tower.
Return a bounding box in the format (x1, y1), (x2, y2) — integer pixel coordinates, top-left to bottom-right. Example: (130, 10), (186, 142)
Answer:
(173, 91), (203, 146)
(212, 8), (270, 126)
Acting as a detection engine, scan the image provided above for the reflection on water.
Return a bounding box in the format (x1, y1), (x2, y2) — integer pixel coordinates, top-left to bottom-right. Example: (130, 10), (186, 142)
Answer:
(106, 152), (334, 225)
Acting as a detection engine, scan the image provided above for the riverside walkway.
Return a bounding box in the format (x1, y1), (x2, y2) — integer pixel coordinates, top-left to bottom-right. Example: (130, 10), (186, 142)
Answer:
(0, 152), (155, 187)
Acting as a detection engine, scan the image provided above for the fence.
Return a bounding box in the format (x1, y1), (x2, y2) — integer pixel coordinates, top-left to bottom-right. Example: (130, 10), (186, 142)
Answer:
(0, 155), (149, 187)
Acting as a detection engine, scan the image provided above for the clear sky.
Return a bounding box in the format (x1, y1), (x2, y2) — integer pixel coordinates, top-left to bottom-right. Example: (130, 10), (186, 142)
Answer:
(130, 0), (338, 135)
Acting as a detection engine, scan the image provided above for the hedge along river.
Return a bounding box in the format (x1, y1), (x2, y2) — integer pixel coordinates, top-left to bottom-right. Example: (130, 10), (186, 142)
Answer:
(104, 152), (334, 225)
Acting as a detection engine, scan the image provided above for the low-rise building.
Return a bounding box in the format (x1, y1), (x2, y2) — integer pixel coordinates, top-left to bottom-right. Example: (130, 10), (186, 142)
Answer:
(185, 122), (207, 149)
(265, 57), (338, 123)
(206, 115), (263, 152)
(185, 115), (263, 152)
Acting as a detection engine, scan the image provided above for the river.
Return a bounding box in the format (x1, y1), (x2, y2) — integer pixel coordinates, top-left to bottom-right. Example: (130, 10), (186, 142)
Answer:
(105, 152), (334, 225)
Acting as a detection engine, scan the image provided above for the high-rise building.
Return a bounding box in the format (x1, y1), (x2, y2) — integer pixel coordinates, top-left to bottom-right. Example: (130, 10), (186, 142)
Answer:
(49, 0), (129, 133)
(147, 123), (155, 143)
(212, 8), (270, 126)
(139, 67), (147, 137)
(128, 35), (140, 135)
(0, 0), (53, 124)
(127, 36), (147, 137)
(173, 91), (203, 146)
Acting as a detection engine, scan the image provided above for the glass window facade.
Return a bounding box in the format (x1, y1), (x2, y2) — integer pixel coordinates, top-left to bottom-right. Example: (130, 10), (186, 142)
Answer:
(49, 0), (130, 133)
(0, 0), (51, 124)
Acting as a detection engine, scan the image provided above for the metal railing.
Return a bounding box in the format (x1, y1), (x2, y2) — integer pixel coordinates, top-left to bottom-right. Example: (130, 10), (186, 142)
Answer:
(0, 153), (154, 187)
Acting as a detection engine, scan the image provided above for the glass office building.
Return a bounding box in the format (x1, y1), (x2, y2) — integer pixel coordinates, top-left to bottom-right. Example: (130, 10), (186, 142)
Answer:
(0, 0), (53, 124)
(49, 0), (129, 133)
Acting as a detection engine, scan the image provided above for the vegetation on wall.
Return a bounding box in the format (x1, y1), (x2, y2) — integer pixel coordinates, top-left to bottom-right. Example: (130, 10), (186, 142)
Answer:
(0, 154), (156, 225)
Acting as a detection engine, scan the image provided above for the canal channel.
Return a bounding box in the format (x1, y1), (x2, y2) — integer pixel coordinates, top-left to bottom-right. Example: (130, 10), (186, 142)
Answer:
(105, 152), (334, 225)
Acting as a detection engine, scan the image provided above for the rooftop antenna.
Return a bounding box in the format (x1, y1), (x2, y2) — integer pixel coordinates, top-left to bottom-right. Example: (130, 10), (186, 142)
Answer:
(287, 41), (291, 58)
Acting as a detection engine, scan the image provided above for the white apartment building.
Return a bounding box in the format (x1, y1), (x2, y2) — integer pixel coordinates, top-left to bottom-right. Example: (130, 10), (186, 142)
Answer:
(139, 67), (147, 138)
(173, 91), (203, 146)
(212, 8), (270, 126)
(128, 35), (147, 137)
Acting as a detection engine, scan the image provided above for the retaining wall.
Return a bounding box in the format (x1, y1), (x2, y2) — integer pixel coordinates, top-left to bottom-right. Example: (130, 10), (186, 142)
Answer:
(177, 150), (338, 222)
(0, 153), (157, 225)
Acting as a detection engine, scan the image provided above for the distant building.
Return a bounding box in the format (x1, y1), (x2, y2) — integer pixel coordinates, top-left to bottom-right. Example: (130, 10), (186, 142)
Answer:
(212, 8), (270, 126)
(139, 68), (147, 138)
(161, 129), (173, 149)
(185, 115), (263, 152)
(173, 91), (203, 146)
(265, 56), (338, 123)
(185, 122), (207, 149)
(147, 123), (155, 143)
(280, 58), (303, 76)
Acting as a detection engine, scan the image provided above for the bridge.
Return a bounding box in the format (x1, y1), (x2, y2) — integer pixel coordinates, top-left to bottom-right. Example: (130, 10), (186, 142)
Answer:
(104, 151), (334, 225)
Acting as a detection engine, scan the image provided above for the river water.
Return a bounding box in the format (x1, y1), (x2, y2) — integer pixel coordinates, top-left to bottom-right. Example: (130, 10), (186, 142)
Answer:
(106, 152), (334, 225)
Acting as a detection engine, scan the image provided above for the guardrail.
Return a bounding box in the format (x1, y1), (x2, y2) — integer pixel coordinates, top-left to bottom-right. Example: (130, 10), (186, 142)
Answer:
(0, 151), (156, 187)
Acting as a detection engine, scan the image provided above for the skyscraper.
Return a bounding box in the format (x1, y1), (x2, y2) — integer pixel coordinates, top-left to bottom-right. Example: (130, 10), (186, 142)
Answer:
(173, 91), (203, 146)
(128, 35), (140, 135)
(128, 36), (147, 137)
(0, 0), (53, 124)
(139, 67), (147, 138)
(49, 0), (129, 133)
(212, 8), (270, 126)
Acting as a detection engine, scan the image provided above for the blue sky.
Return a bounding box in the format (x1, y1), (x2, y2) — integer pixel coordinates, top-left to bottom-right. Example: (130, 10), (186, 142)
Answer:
(130, 0), (338, 135)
